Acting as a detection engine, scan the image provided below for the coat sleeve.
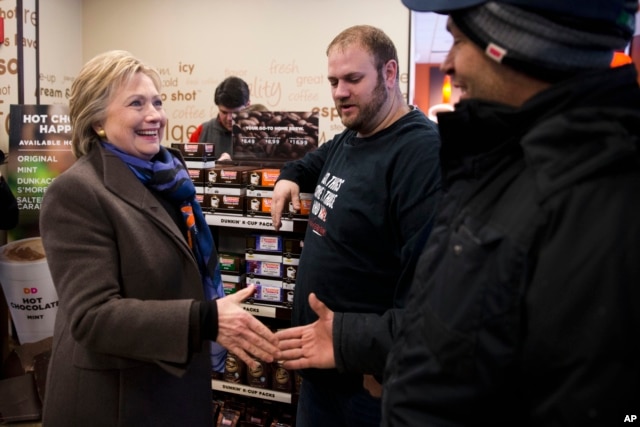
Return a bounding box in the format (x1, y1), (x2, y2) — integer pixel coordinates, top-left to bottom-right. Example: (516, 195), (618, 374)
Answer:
(334, 310), (400, 375)
(332, 219), (435, 375)
(277, 137), (334, 192)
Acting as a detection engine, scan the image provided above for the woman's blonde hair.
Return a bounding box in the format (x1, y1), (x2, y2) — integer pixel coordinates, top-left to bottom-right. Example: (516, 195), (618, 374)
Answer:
(69, 50), (162, 158)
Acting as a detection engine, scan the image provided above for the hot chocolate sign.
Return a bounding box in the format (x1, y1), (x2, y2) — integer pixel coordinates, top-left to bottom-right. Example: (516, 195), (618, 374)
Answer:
(8, 104), (75, 239)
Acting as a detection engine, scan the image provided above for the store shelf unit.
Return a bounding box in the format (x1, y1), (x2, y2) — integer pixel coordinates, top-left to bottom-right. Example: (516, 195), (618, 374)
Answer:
(208, 209), (306, 424)
(210, 213), (303, 323)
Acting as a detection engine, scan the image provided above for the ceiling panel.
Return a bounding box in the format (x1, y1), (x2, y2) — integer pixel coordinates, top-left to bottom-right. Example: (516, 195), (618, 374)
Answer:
(412, 12), (451, 64)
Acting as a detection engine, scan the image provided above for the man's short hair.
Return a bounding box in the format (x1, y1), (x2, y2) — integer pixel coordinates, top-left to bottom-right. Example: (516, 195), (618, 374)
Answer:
(214, 76), (250, 108)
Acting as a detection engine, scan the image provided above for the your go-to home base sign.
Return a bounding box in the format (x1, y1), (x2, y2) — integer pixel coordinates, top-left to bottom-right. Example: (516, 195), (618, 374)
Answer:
(232, 110), (319, 163)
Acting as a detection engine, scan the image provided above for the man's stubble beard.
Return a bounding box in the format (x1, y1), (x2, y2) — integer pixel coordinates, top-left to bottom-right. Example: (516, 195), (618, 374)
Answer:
(340, 73), (388, 134)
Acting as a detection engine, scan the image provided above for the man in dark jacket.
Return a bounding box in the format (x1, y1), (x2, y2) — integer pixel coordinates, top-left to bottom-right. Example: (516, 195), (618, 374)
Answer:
(382, 0), (640, 426)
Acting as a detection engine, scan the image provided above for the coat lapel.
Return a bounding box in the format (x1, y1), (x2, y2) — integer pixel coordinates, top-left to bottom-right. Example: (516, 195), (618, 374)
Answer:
(96, 146), (196, 261)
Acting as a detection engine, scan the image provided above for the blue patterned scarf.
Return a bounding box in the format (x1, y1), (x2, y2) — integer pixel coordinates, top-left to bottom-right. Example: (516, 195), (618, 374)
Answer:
(101, 142), (227, 370)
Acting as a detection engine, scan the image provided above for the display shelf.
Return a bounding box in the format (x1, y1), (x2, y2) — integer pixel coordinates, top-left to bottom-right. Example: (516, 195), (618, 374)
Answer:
(206, 213), (307, 233)
(208, 203), (305, 417)
(241, 302), (292, 321)
(211, 379), (292, 404)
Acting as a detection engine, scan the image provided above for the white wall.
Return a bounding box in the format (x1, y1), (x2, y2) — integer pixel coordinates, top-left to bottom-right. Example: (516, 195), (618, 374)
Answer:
(0, 0), (83, 155)
(39, 0), (83, 102)
(79, 0), (411, 144)
(0, 0), (410, 153)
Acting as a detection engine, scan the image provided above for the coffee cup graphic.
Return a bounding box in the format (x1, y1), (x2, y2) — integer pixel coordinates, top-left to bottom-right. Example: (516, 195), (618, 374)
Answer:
(0, 237), (59, 344)
(210, 196), (220, 209)
(250, 198), (260, 211)
(286, 266), (296, 279)
(250, 172), (260, 186)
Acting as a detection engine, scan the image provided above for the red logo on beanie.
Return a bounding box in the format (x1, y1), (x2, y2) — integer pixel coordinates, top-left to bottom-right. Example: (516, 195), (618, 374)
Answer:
(486, 42), (507, 63)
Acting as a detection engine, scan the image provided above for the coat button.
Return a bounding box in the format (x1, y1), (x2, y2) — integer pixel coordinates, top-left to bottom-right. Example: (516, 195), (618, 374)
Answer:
(453, 244), (463, 255)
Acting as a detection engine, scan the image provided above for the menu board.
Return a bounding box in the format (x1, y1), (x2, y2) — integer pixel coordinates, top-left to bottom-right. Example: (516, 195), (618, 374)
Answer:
(232, 110), (319, 163)
(7, 104), (75, 239)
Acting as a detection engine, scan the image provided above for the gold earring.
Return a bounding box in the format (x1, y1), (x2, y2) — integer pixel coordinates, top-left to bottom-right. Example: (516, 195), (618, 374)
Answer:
(97, 129), (106, 138)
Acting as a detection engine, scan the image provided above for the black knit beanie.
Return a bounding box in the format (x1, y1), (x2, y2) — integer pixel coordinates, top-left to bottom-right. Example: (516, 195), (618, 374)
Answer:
(452, 2), (636, 81)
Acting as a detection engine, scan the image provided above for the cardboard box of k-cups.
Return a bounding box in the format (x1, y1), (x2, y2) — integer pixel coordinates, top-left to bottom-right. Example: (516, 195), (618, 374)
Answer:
(288, 193), (312, 218)
(221, 272), (244, 295)
(219, 253), (244, 273)
(246, 195), (273, 217)
(171, 142), (215, 159)
(246, 260), (282, 278)
(205, 194), (246, 215)
(246, 276), (286, 304)
(248, 168), (280, 189)
(246, 234), (283, 253)
(187, 168), (206, 185)
(207, 165), (257, 187)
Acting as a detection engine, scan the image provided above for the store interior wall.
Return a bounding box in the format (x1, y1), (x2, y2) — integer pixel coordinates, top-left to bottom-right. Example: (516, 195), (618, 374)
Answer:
(6, 0), (410, 154)
(79, 0), (411, 145)
(0, 0), (411, 156)
(0, 0), (410, 360)
(0, 0), (82, 157)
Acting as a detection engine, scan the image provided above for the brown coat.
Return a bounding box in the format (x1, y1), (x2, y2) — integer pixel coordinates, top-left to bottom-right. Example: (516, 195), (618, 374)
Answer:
(39, 145), (214, 426)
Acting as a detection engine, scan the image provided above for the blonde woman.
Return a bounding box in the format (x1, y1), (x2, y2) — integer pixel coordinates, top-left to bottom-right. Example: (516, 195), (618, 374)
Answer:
(40, 50), (277, 426)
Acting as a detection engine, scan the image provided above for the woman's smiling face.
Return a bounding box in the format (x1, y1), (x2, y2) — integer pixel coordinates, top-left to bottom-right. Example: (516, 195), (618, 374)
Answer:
(99, 72), (167, 160)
